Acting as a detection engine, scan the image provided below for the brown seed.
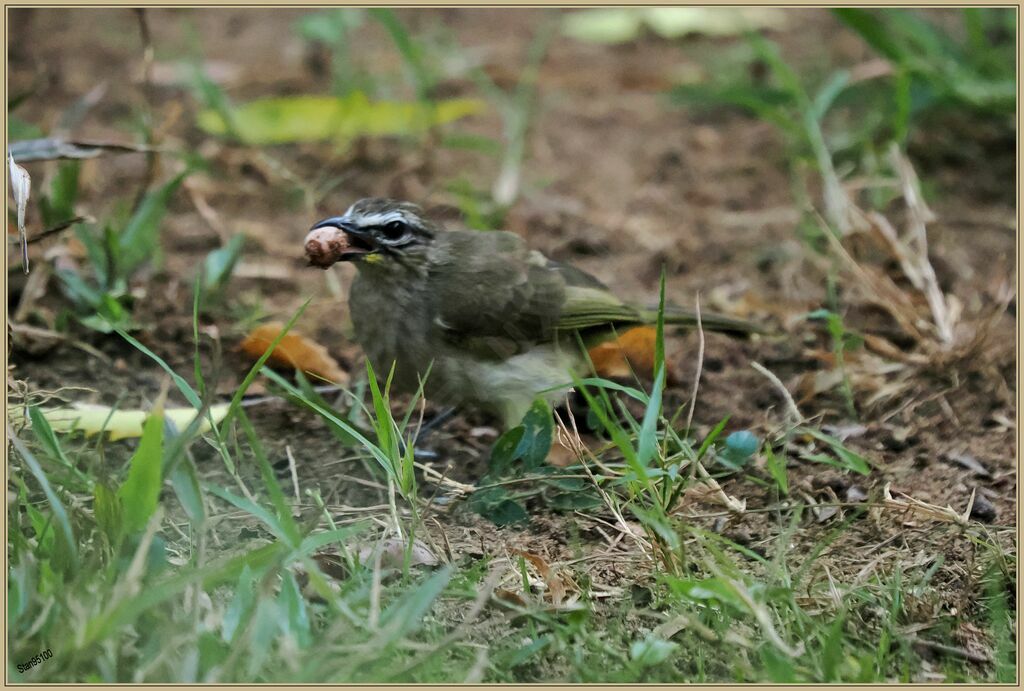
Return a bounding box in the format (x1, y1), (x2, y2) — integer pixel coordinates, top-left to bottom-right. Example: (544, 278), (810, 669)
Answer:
(304, 227), (348, 268)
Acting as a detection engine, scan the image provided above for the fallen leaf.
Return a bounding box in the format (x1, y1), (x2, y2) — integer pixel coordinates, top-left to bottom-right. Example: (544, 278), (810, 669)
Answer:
(562, 7), (788, 44)
(545, 441), (579, 468)
(355, 537), (438, 569)
(239, 322), (349, 386)
(587, 325), (673, 381)
(493, 587), (530, 608)
(942, 451), (991, 478)
(39, 402), (229, 441)
(8, 152), (31, 272)
(311, 552), (349, 580)
(8, 138), (158, 162)
(196, 93), (485, 146)
(510, 549), (567, 606)
(644, 7), (788, 38)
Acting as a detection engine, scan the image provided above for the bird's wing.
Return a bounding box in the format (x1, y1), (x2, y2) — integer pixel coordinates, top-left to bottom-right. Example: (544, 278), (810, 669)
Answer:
(428, 231), (568, 358)
(427, 232), (757, 359)
(548, 259), (646, 331)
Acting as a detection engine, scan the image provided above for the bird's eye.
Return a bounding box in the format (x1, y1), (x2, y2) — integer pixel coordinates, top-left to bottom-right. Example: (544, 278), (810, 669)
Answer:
(381, 220), (408, 241)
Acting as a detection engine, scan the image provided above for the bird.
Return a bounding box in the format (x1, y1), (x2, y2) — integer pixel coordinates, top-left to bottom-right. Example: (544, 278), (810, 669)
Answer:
(305, 198), (759, 429)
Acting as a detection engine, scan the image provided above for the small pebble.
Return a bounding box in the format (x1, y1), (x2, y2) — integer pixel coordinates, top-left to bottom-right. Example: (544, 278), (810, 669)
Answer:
(969, 491), (997, 523)
(845, 486), (868, 503)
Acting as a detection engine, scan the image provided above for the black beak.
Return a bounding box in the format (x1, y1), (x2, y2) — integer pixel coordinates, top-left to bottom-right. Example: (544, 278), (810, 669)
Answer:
(308, 216), (378, 261)
(311, 216), (359, 234)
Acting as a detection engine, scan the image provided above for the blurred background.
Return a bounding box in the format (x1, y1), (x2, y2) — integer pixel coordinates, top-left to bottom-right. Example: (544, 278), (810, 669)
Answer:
(6, 7), (1017, 684)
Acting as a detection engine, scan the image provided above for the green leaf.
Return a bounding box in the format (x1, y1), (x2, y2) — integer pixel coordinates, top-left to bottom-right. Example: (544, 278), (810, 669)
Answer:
(201, 234), (245, 296)
(669, 575), (745, 610)
(469, 487), (529, 527)
(801, 427), (872, 475)
(629, 505), (680, 551)
(238, 410), (301, 546)
(515, 399), (553, 471)
(566, 377), (649, 404)
(630, 635), (678, 667)
(811, 70), (851, 122)
(39, 160), (80, 227)
(636, 364), (665, 467)
(118, 171), (189, 275)
(93, 483), (124, 546)
(764, 445), (789, 496)
(196, 93), (485, 146)
(247, 598), (280, 677)
(205, 483), (293, 545)
(368, 9), (433, 100)
(366, 360), (400, 463)
(278, 571), (312, 648)
(25, 499), (56, 558)
(295, 8), (364, 44)
(261, 365), (396, 478)
(547, 491), (602, 511)
(221, 565), (256, 643)
(832, 9), (906, 63)
(695, 415), (731, 459)
(377, 566), (452, 642)
(28, 406), (73, 471)
(168, 460), (206, 525)
(488, 426), (525, 478)
(117, 406), (165, 533)
(8, 433), (77, 572)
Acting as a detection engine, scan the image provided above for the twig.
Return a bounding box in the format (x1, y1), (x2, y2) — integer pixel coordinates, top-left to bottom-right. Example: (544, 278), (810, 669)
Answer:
(889, 145), (953, 345)
(554, 408), (652, 557)
(683, 293), (704, 436)
(751, 361), (803, 425)
(910, 636), (991, 664)
(411, 460), (475, 495)
(692, 461), (746, 514)
(285, 445), (301, 502)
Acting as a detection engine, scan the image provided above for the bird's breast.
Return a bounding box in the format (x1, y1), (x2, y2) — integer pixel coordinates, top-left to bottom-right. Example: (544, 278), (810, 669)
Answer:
(349, 272), (435, 392)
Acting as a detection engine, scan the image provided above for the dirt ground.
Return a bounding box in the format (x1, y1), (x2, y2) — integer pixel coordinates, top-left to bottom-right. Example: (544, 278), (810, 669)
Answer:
(7, 7), (1017, 672)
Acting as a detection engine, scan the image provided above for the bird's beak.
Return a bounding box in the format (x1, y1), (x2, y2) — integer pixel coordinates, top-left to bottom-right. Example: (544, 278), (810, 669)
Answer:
(308, 216), (379, 262)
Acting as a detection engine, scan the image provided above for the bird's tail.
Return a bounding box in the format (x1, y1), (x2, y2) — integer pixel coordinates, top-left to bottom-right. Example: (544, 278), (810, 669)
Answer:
(638, 306), (763, 336)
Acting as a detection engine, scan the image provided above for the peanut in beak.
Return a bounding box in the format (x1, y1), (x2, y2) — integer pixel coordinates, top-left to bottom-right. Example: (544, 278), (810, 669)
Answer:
(304, 226), (349, 269)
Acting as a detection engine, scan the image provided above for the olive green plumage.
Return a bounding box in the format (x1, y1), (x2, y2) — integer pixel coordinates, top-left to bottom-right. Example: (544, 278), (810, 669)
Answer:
(311, 198), (758, 427)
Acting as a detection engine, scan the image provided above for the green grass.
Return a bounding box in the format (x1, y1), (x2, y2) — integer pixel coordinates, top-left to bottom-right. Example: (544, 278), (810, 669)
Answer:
(9, 287), (1014, 682)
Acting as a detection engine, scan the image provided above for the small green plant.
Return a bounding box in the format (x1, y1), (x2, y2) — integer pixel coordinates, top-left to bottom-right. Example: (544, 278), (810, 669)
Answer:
(196, 234), (246, 313)
(467, 17), (558, 209)
(51, 170), (190, 332)
(833, 8), (1015, 124)
(263, 357), (428, 547)
(294, 9), (373, 96)
(368, 8), (439, 103)
(8, 300), (465, 682)
(806, 302), (863, 420)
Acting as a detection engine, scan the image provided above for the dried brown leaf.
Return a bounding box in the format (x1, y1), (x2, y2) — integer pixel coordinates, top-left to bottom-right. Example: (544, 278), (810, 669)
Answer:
(239, 322), (349, 385)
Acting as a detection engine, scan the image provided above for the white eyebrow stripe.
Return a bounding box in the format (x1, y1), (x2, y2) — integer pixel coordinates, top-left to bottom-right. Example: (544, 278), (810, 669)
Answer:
(355, 211), (408, 226)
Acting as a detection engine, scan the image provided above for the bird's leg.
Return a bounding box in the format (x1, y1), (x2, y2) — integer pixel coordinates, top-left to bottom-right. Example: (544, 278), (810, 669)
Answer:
(413, 406), (458, 445)
(396, 406), (458, 461)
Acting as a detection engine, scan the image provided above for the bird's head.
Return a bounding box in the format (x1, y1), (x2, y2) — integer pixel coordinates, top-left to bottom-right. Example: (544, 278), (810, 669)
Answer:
(308, 198), (439, 273)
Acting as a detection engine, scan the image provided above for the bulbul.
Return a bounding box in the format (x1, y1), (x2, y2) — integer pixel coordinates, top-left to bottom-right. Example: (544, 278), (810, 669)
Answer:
(306, 198), (758, 429)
